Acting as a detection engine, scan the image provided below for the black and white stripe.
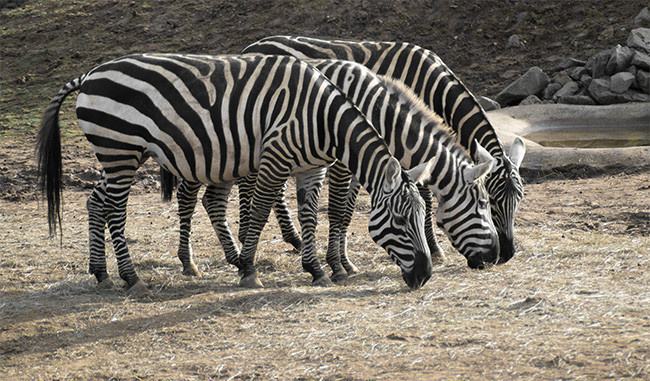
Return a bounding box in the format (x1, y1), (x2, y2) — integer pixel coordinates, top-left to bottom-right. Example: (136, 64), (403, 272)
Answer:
(37, 53), (434, 290)
(243, 36), (527, 264)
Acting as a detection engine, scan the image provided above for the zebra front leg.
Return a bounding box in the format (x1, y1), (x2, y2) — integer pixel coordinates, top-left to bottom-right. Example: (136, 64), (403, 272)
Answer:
(236, 175), (256, 245)
(87, 174), (110, 287)
(324, 163), (352, 282)
(296, 168), (330, 286)
(338, 179), (361, 276)
(201, 183), (241, 268)
(176, 180), (203, 276)
(418, 185), (445, 264)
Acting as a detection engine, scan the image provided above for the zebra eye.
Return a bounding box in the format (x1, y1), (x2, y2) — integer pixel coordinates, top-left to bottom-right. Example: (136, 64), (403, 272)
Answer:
(479, 198), (489, 209)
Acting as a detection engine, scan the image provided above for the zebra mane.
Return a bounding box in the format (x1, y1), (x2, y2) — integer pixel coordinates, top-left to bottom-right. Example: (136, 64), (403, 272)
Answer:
(377, 75), (472, 163)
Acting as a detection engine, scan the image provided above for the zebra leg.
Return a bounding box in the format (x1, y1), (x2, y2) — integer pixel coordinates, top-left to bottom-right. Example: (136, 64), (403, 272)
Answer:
(338, 179), (361, 276)
(176, 180), (203, 276)
(324, 163), (352, 282)
(87, 172), (111, 287)
(103, 167), (147, 294)
(295, 168), (330, 286)
(238, 161), (291, 288)
(418, 185), (445, 264)
(201, 183), (241, 268)
(238, 174), (301, 252)
(273, 181), (302, 252)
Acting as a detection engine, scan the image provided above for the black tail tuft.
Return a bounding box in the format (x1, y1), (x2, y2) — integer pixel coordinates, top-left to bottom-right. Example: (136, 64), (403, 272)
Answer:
(160, 167), (178, 202)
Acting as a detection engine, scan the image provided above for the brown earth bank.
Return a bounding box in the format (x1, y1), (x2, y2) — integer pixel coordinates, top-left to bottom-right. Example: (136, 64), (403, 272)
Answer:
(1, 0), (649, 379)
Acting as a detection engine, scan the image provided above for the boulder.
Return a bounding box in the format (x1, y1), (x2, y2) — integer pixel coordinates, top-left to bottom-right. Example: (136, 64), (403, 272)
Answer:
(552, 71), (573, 86)
(553, 81), (580, 100)
(610, 72), (636, 93)
(519, 95), (543, 106)
(579, 74), (593, 88)
(585, 49), (612, 78)
(631, 50), (650, 70)
(496, 66), (549, 106)
(627, 28), (650, 53)
(569, 66), (588, 80)
(636, 69), (650, 93)
(542, 83), (562, 100)
(606, 45), (634, 74)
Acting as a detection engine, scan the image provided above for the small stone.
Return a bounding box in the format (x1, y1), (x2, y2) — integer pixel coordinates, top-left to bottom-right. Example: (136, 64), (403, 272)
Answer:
(569, 66), (588, 80)
(609, 72), (636, 93)
(476, 96), (501, 111)
(636, 69), (650, 93)
(496, 66), (549, 106)
(631, 50), (650, 70)
(627, 28), (650, 53)
(518, 94), (542, 106)
(633, 7), (650, 26)
(552, 71), (573, 86)
(553, 58), (587, 72)
(553, 81), (580, 100)
(606, 45), (635, 74)
(542, 83), (562, 100)
(586, 48), (612, 78)
(506, 34), (526, 49)
(557, 95), (596, 105)
(579, 74), (593, 88)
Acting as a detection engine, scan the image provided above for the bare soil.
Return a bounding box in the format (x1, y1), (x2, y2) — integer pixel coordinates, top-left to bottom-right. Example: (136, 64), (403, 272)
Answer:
(1, 0), (649, 379)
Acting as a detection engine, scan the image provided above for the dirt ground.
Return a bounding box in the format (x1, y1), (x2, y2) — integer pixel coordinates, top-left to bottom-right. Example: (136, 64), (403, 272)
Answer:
(1, 0), (649, 379)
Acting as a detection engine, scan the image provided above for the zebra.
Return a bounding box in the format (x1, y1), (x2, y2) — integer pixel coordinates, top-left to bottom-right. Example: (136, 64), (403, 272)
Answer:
(170, 59), (500, 283)
(36, 53), (435, 291)
(242, 35), (527, 265)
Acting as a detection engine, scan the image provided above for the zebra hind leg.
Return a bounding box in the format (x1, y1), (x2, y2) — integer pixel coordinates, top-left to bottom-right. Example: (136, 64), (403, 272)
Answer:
(176, 180), (203, 276)
(201, 183), (241, 269)
(87, 172), (112, 288)
(338, 179), (361, 277)
(273, 180), (302, 252)
(296, 168), (331, 286)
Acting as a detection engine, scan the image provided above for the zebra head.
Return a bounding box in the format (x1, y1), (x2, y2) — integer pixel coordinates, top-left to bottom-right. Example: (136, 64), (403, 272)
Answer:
(410, 143), (500, 269)
(486, 137), (526, 264)
(368, 157), (433, 290)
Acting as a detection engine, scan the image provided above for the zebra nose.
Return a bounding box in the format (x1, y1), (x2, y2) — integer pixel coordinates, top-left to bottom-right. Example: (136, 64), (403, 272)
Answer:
(497, 232), (515, 264)
(403, 250), (433, 290)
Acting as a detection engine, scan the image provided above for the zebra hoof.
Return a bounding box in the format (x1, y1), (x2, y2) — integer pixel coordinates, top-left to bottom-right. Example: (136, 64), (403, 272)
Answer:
(239, 273), (264, 288)
(344, 264), (360, 276)
(96, 277), (115, 290)
(127, 279), (150, 297)
(330, 270), (348, 283)
(312, 275), (334, 287)
(182, 262), (201, 277)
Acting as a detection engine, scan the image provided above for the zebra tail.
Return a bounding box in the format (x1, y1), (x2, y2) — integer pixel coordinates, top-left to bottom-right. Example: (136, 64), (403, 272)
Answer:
(36, 75), (84, 237)
(159, 167), (178, 202)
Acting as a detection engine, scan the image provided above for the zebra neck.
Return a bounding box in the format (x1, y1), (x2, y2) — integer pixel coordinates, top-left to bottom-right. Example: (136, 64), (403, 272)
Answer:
(419, 144), (468, 200)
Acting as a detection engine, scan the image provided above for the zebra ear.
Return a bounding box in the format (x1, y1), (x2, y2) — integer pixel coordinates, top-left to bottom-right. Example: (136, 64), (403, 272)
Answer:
(407, 159), (435, 186)
(509, 137), (526, 169)
(464, 143), (495, 183)
(382, 157), (402, 193)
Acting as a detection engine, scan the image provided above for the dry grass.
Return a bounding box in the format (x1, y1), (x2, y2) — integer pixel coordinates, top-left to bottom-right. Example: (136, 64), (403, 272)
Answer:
(1, 165), (649, 380)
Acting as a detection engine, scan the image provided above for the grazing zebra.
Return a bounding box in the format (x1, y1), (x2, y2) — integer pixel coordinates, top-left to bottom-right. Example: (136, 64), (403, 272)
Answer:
(242, 35), (527, 264)
(172, 59), (500, 283)
(36, 53), (434, 291)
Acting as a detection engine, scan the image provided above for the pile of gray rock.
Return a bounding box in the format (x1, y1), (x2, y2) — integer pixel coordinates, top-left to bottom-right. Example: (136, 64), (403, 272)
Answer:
(495, 9), (650, 108)
(0, 0), (29, 11)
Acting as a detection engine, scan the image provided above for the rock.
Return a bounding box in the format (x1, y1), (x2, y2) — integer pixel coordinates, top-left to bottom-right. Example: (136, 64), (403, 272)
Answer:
(519, 95), (543, 106)
(631, 50), (650, 71)
(610, 72), (636, 93)
(627, 28), (650, 53)
(506, 34), (526, 49)
(553, 81), (580, 100)
(569, 66), (588, 80)
(606, 45), (635, 74)
(586, 49), (612, 78)
(477, 96), (501, 111)
(557, 95), (596, 105)
(496, 66), (549, 106)
(553, 58), (586, 72)
(579, 74), (593, 88)
(633, 7), (650, 26)
(542, 83), (562, 100)
(552, 71), (572, 86)
(636, 69), (650, 93)
(589, 78), (649, 104)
